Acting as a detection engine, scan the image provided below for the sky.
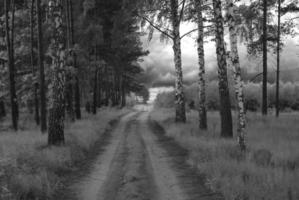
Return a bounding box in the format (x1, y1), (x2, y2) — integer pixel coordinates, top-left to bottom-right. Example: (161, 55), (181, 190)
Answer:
(139, 16), (299, 89)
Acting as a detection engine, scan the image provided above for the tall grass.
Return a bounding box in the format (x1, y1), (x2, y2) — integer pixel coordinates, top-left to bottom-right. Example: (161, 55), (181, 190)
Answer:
(0, 108), (129, 200)
(150, 109), (299, 200)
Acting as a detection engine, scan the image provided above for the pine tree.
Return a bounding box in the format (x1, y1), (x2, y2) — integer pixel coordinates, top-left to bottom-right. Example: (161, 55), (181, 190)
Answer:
(262, 0), (268, 115)
(5, 0), (18, 130)
(30, 0), (40, 126)
(36, 0), (47, 132)
(47, 0), (66, 145)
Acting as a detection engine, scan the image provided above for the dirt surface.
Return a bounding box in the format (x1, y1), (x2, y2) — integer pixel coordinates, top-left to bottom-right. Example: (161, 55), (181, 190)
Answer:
(66, 111), (223, 200)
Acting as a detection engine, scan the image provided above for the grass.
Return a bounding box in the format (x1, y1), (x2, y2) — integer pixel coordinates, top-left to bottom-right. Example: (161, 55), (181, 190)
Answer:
(0, 108), (129, 200)
(150, 108), (299, 200)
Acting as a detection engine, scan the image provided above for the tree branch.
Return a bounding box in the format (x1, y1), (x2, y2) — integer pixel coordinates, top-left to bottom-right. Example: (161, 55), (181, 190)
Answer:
(137, 14), (174, 39)
(250, 72), (263, 82)
(179, 0), (186, 23)
(180, 25), (213, 39)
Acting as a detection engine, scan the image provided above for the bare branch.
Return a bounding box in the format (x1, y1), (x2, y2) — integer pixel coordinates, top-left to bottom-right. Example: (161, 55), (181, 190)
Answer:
(179, 0), (186, 23)
(137, 14), (174, 39)
(180, 25), (213, 39)
(250, 72), (263, 82)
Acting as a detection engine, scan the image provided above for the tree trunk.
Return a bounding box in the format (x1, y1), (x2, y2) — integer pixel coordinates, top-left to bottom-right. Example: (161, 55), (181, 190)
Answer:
(36, 0), (47, 132)
(97, 69), (102, 108)
(48, 0), (66, 145)
(30, 0), (40, 126)
(5, 0), (18, 131)
(0, 100), (6, 119)
(170, 0), (186, 123)
(276, 0), (281, 117)
(212, 0), (233, 137)
(227, 0), (246, 150)
(262, 0), (268, 115)
(195, 0), (207, 130)
(65, 0), (75, 121)
(93, 68), (98, 115)
(68, 0), (81, 119)
(121, 77), (126, 107)
(92, 46), (98, 114)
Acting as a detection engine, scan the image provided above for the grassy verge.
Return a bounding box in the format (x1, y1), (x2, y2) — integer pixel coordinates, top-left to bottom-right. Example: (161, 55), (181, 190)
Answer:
(0, 108), (130, 200)
(150, 108), (299, 200)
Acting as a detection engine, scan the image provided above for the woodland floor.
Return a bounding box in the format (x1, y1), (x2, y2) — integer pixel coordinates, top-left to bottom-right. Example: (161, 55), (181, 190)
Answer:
(55, 108), (222, 200)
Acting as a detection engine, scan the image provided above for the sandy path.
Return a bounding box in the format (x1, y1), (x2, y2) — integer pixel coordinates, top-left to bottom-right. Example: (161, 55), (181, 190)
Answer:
(67, 110), (223, 200)
(69, 112), (139, 200)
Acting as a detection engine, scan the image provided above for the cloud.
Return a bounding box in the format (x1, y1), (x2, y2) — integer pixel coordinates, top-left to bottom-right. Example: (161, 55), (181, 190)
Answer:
(140, 23), (299, 88)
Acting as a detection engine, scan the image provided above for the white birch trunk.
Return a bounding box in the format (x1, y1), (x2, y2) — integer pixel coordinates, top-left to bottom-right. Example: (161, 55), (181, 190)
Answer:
(196, 0), (207, 130)
(170, 0), (186, 123)
(226, 0), (246, 150)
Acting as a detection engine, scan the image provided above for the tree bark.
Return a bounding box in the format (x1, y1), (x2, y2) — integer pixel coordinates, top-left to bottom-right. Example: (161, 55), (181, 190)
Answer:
(65, 0), (75, 121)
(30, 0), (40, 126)
(226, 0), (246, 150)
(68, 0), (81, 119)
(93, 68), (98, 115)
(195, 0), (207, 130)
(92, 46), (98, 114)
(48, 0), (66, 145)
(276, 0), (281, 117)
(121, 77), (126, 107)
(5, 0), (18, 130)
(170, 0), (186, 123)
(262, 0), (268, 115)
(212, 0), (233, 137)
(36, 0), (47, 132)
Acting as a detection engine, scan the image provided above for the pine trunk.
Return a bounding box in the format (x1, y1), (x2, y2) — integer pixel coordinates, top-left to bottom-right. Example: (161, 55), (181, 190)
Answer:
(48, 0), (66, 145)
(65, 0), (75, 121)
(196, 0), (207, 130)
(30, 0), (40, 126)
(262, 0), (268, 115)
(170, 0), (186, 123)
(212, 0), (233, 137)
(227, 0), (246, 150)
(121, 78), (126, 108)
(5, 0), (18, 130)
(93, 69), (98, 115)
(36, 0), (47, 132)
(276, 0), (281, 117)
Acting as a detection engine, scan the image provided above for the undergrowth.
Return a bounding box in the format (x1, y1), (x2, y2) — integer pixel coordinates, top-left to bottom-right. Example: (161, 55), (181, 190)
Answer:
(150, 108), (299, 200)
(0, 108), (129, 200)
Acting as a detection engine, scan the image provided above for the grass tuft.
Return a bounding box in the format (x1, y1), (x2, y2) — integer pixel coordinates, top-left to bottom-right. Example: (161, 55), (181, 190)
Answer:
(150, 108), (299, 200)
(0, 108), (129, 199)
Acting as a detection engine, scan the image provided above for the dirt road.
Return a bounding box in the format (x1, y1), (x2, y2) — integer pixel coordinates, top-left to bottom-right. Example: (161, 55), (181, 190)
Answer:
(67, 111), (223, 200)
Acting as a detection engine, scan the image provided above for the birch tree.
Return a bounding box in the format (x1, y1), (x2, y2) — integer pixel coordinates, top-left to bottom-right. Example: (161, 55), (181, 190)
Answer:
(140, 0), (188, 122)
(226, 0), (246, 150)
(47, 0), (66, 145)
(213, 0), (233, 137)
(195, 0), (207, 130)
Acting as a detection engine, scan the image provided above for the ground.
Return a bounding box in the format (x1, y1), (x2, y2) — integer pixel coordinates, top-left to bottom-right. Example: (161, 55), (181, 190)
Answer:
(56, 108), (222, 200)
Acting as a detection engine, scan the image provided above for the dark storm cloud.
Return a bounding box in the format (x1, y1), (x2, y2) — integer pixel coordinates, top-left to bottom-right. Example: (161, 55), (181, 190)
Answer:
(140, 33), (299, 87)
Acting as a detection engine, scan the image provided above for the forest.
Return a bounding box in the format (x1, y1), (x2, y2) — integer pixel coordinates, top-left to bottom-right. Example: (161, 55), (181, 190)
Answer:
(0, 0), (298, 200)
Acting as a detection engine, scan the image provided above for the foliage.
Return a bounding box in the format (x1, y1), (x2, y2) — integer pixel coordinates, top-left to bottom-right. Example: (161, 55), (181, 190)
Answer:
(154, 81), (299, 112)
